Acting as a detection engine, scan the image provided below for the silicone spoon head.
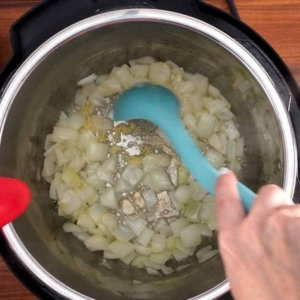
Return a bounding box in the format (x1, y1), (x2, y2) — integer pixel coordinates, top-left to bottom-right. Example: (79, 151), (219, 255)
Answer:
(0, 177), (31, 227)
(114, 83), (180, 126)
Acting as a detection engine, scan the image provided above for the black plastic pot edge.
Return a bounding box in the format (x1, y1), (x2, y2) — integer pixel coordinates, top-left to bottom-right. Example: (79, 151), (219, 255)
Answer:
(0, 1), (300, 300)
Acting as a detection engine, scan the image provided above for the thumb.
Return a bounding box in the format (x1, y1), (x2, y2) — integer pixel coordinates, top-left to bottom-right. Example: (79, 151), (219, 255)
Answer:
(215, 170), (245, 233)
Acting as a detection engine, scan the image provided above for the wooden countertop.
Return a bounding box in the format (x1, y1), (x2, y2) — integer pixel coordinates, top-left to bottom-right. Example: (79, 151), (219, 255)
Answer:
(0, 1), (300, 299)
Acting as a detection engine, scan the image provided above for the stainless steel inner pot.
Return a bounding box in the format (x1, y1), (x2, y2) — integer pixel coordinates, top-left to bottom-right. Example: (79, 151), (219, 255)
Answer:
(0, 9), (297, 300)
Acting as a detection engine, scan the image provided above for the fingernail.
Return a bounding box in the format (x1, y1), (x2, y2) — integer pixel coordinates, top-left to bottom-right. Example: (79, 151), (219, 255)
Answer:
(218, 168), (229, 177)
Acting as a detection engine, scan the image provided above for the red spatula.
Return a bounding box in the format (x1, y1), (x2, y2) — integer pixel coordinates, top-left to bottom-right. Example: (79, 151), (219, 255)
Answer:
(0, 177), (31, 228)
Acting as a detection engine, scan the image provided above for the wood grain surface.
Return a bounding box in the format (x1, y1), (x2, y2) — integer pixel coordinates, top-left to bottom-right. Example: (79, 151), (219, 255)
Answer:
(0, 0), (300, 299)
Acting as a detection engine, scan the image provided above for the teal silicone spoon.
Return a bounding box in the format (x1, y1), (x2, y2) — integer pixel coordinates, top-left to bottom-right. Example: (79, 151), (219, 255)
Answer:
(114, 83), (256, 212)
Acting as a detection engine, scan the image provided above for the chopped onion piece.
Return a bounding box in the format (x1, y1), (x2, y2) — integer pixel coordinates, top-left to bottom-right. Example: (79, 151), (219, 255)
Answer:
(143, 169), (172, 193)
(59, 189), (82, 216)
(86, 142), (109, 162)
(85, 174), (105, 190)
(178, 166), (189, 186)
(199, 224), (213, 237)
(121, 251), (137, 265)
(77, 130), (97, 151)
(142, 189), (158, 208)
(137, 227), (154, 247)
(100, 187), (118, 210)
(153, 218), (168, 233)
(114, 178), (133, 193)
(149, 62), (171, 85)
(146, 268), (160, 276)
(144, 261), (164, 271)
(130, 65), (149, 78)
(174, 185), (192, 204)
(166, 236), (177, 251)
(107, 241), (135, 259)
(196, 112), (216, 140)
(53, 126), (79, 141)
(104, 250), (119, 260)
(88, 203), (106, 223)
(170, 218), (189, 237)
(199, 249), (219, 263)
(196, 245), (212, 260)
(112, 225), (134, 242)
(97, 78), (123, 97)
(184, 199), (202, 222)
(73, 232), (88, 241)
(77, 212), (95, 229)
(101, 212), (118, 230)
(97, 167), (115, 185)
(151, 234), (166, 253)
(183, 113), (197, 130)
(74, 89), (86, 107)
(150, 251), (172, 265)
(223, 120), (240, 140)
(126, 216), (147, 236)
(77, 74), (97, 86)
(84, 234), (111, 251)
(142, 153), (171, 167)
(205, 148), (225, 169)
(161, 266), (174, 275)
(63, 223), (82, 233)
(180, 224), (202, 248)
(121, 165), (144, 187)
(131, 255), (148, 268)
(207, 84), (220, 98)
(42, 155), (56, 178)
(173, 249), (189, 262)
(135, 243), (152, 256)
(227, 139), (236, 163)
(102, 156), (118, 173)
(68, 113), (85, 130)
(92, 115), (114, 131)
(62, 169), (82, 188)
(208, 134), (223, 153)
(175, 238), (196, 256)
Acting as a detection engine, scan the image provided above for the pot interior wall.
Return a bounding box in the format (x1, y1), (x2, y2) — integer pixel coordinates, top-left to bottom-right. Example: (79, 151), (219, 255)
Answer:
(0, 20), (283, 299)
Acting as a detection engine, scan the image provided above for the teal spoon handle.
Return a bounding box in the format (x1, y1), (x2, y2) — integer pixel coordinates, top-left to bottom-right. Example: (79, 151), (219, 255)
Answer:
(159, 117), (256, 213)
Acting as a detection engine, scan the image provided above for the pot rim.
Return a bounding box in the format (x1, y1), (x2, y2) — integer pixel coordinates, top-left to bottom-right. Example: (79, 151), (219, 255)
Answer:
(0, 8), (297, 300)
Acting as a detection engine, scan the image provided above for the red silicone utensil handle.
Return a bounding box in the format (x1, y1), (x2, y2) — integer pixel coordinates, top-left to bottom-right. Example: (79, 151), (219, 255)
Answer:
(0, 177), (31, 228)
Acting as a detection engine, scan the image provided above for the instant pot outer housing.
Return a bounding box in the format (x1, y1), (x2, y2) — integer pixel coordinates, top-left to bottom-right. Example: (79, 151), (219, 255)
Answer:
(1, 1), (300, 300)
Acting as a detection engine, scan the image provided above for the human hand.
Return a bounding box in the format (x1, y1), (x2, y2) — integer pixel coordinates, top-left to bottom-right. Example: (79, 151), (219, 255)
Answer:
(216, 171), (300, 300)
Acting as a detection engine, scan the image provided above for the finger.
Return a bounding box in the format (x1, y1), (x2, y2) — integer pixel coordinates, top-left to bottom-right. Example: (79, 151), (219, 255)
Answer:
(216, 170), (245, 232)
(249, 184), (291, 226)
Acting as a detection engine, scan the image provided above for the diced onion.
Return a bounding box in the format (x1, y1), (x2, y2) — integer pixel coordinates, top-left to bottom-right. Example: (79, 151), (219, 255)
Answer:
(142, 189), (158, 208)
(137, 227), (154, 247)
(198, 249), (219, 263)
(151, 234), (166, 253)
(195, 112), (216, 140)
(142, 153), (171, 167)
(84, 234), (111, 251)
(180, 224), (202, 248)
(77, 74), (97, 86)
(143, 169), (172, 192)
(100, 187), (118, 210)
(107, 241), (135, 259)
(121, 165), (144, 187)
(170, 218), (189, 237)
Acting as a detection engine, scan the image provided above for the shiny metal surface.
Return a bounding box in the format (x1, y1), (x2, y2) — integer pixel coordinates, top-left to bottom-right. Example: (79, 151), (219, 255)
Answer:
(0, 9), (297, 300)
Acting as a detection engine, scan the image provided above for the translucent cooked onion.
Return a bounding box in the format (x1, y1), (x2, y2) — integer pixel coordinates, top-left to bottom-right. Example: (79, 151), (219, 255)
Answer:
(43, 57), (244, 275)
